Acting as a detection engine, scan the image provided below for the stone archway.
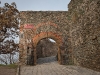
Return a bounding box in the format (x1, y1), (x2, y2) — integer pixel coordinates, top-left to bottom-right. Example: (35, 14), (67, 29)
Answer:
(33, 32), (63, 65)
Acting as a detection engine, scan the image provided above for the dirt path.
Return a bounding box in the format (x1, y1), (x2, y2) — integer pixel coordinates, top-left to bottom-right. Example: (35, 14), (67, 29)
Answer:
(0, 66), (16, 75)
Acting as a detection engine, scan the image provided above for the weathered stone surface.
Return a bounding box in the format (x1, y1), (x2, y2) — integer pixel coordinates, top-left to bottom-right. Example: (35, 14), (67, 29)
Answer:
(68, 0), (100, 71)
(19, 11), (69, 66)
(19, 0), (100, 72)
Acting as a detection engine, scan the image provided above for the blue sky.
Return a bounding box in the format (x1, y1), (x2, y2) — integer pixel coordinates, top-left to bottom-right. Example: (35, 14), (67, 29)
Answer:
(0, 0), (71, 11)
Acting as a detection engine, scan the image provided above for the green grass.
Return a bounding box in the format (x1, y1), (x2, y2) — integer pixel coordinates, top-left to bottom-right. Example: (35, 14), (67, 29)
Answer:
(0, 64), (5, 66)
(0, 64), (18, 69)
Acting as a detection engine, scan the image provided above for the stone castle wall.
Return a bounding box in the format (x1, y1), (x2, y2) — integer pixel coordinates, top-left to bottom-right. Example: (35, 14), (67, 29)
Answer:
(19, 11), (71, 65)
(19, 0), (100, 71)
(68, 0), (100, 71)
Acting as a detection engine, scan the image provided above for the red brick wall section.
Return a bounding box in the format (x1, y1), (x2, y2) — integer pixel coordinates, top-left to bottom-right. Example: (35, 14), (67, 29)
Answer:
(20, 22), (59, 32)
(33, 32), (62, 47)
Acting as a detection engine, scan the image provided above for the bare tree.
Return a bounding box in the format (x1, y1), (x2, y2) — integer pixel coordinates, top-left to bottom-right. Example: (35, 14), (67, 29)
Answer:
(0, 1), (19, 52)
(0, 2), (19, 64)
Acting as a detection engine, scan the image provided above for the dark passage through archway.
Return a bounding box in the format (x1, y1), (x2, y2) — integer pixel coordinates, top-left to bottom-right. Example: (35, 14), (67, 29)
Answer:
(36, 38), (58, 64)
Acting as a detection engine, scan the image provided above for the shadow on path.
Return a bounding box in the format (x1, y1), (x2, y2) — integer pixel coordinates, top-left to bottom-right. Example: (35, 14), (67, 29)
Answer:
(37, 56), (57, 64)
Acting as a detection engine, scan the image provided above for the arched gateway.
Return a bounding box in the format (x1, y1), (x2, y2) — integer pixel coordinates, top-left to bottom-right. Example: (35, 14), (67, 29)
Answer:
(19, 11), (71, 65)
(33, 32), (63, 65)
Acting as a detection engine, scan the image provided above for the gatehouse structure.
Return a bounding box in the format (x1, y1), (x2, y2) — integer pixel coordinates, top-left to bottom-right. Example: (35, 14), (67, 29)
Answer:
(19, 11), (70, 65)
(19, 0), (100, 71)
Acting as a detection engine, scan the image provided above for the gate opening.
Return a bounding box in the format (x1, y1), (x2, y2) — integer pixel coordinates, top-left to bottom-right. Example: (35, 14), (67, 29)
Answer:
(36, 38), (58, 64)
